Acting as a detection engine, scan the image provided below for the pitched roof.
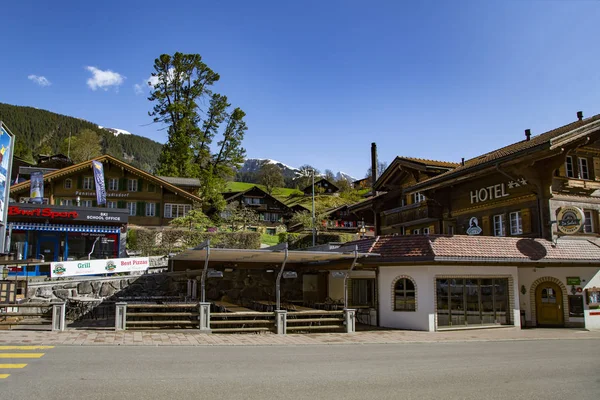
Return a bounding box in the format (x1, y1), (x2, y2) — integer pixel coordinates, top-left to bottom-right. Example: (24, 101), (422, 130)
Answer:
(399, 157), (460, 169)
(408, 113), (600, 192)
(338, 234), (600, 264)
(303, 177), (339, 192)
(158, 176), (202, 188)
(224, 185), (292, 210)
(10, 154), (203, 203)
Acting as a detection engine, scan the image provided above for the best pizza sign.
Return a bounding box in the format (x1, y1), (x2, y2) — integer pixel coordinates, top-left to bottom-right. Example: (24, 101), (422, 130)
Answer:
(51, 257), (149, 277)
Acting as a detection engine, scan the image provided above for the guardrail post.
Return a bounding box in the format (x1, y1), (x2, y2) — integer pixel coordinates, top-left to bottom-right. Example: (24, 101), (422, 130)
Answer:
(199, 302), (211, 333)
(52, 302), (66, 332)
(115, 302), (127, 331)
(275, 310), (287, 335)
(344, 309), (356, 333)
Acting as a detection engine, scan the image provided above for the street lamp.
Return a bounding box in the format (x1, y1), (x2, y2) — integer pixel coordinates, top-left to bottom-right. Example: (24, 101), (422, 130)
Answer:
(76, 196), (81, 207)
(300, 168), (317, 246)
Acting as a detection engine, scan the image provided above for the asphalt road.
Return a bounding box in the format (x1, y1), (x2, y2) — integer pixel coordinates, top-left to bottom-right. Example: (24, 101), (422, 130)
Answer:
(1, 339), (599, 400)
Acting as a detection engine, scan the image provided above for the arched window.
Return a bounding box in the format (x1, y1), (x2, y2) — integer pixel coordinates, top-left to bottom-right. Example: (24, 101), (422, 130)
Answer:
(394, 277), (416, 311)
(64, 178), (72, 189)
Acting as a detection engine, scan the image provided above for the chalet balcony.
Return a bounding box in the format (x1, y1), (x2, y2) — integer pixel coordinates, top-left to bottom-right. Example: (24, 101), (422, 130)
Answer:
(381, 199), (442, 227)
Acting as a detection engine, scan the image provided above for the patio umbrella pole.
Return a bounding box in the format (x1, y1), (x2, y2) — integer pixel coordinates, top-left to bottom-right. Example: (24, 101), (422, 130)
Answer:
(275, 243), (289, 311)
(344, 245), (359, 309)
(200, 240), (211, 303)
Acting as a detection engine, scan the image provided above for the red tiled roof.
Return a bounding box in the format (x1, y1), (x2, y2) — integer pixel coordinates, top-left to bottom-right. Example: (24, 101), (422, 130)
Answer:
(409, 114), (600, 192)
(342, 234), (600, 264)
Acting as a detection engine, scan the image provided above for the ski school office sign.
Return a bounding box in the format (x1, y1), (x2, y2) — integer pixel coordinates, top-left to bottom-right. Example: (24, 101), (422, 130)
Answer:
(50, 257), (149, 277)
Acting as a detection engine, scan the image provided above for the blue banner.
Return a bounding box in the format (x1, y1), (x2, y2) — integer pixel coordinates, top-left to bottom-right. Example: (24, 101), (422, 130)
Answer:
(0, 124), (14, 220)
(92, 160), (106, 205)
(30, 171), (44, 204)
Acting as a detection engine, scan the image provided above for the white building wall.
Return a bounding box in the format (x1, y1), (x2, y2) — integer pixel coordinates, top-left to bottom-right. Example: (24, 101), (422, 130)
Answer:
(378, 265), (520, 332)
(518, 266), (599, 327)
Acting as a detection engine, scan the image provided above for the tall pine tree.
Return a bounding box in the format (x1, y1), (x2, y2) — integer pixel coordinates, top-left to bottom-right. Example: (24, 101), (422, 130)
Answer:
(149, 52), (247, 211)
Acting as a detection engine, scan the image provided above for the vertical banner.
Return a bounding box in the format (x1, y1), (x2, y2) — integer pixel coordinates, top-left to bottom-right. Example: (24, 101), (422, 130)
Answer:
(0, 123), (14, 224)
(30, 171), (44, 204)
(0, 122), (15, 254)
(92, 160), (106, 205)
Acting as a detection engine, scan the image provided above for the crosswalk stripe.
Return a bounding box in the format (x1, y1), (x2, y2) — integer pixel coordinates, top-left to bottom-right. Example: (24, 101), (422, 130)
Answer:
(0, 364), (27, 368)
(0, 354), (44, 359)
(0, 374), (10, 379)
(0, 346), (54, 350)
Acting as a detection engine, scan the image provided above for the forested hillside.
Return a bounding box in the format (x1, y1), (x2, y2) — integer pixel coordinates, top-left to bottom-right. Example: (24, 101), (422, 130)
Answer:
(0, 103), (163, 172)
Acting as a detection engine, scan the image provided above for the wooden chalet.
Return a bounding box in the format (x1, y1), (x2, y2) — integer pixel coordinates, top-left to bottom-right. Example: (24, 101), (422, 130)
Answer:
(303, 178), (339, 195)
(10, 154), (203, 227)
(222, 186), (297, 234)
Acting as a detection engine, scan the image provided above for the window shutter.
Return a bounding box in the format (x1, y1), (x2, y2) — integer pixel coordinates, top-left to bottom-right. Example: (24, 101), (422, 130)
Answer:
(481, 216), (490, 236)
(55, 198), (61, 206)
(593, 157), (600, 181)
(521, 208), (532, 234)
(120, 178), (126, 191)
(77, 176), (82, 189)
(138, 179), (143, 192)
(118, 200), (125, 208)
(155, 203), (161, 218)
(92, 200), (97, 207)
(136, 202), (143, 216)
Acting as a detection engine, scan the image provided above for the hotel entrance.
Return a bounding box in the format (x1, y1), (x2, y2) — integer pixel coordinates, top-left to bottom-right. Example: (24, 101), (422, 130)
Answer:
(535, 281), (564, 327)
(436, 278), (511, 328)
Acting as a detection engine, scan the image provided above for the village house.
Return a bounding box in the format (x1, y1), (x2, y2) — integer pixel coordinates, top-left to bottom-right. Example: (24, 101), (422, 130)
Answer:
(343, 111), (600, 330)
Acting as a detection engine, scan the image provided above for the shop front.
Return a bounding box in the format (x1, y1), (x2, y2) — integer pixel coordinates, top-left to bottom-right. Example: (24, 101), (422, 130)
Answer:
(6, 203), (128, 276)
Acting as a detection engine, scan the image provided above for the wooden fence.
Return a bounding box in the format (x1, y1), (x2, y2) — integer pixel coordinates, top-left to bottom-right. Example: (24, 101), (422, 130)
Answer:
(0, 302), (66, 330)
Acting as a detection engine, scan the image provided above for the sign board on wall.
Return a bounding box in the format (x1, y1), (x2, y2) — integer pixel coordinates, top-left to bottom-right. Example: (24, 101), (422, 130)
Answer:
(469, 178), (528, 204)
(8, 203), (129, 224)
(567, 277), (581, 285)
(556, 206), (585, 235)
(50, 257), (149, 277)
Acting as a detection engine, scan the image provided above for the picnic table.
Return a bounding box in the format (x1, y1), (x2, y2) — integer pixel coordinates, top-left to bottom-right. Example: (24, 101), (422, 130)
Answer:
(213, 301), (257, 313)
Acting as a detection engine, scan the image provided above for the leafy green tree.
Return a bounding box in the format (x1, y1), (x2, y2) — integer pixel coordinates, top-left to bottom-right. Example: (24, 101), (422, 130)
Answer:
(149, 52), (248, 210)
(170, 208), (212, 231)
(223, 201), (259, 231)
(295, 165), (320, 189)
(259, 164), (284, 194)
(289, 209), (329, 232)
(365, 160), (388, 180)
(324, 169), (335, 181)
(59, 129), (102, 162)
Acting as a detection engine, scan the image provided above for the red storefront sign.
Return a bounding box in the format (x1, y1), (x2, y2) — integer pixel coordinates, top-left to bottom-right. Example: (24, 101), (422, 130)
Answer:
(8, 206), (78, 219)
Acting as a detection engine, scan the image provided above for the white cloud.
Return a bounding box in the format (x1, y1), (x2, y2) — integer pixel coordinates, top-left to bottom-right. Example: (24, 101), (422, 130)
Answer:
(28, 75), (51, 87)
(133, 83), (144, 95)
(85, 66), (125, 91)
(134, 68), (174, 95)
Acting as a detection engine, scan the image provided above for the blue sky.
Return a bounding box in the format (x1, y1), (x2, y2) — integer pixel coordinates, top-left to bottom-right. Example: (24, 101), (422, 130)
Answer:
(1, 1), (599, 178)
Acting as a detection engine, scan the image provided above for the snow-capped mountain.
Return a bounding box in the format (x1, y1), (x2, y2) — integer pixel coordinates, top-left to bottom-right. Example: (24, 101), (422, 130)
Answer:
(239, 158), (356, 182)
(99, 126), (133, 136)
(335, 171), (356, 182)
(240, 158), (300, 179)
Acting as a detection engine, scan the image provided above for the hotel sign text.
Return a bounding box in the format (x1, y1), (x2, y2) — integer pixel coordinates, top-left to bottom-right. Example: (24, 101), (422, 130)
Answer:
(469, 178), (528, 204)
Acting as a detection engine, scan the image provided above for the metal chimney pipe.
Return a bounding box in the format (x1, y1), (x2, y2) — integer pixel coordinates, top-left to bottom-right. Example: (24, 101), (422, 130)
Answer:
(525, 129), (531, 141)
(371, 142), (378, 189)
(577, 111), (583, 121)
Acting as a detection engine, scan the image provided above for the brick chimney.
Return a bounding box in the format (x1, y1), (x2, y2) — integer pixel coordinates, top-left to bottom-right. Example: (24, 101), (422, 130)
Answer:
(577, 111), (583, 121)
(525, 129), (531, 141)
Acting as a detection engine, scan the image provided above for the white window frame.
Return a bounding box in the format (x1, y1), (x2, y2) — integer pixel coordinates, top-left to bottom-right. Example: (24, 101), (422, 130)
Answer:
(127, 202), (137, 216)
(493, 214), (505, 237)
(583, 210), (594, 233)
(107, 201), (117, 209)
(447, 225), (454, 235)
(108, 178), (119, 191)
(64, 179), (72, 189)
(61, 199), (72, 206)
(509, 211), (523, 235)
(127, 179), (138, 192)
(412, 192), (426, 204)
(163, 203), (191, 219)
(83, 177), (94, 190)
(145, 202), (156, 217)
(565, 156), (575, 178)
(423, 227), (430, 235)
(413, 228), (420, 235)
(579, 157), (590, 180)
(82, 200), (93, 208)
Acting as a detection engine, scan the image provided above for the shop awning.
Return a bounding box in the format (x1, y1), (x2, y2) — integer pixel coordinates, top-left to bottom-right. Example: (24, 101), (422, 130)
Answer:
(9, 222), (121, 234)
(172, 247), (376, 265)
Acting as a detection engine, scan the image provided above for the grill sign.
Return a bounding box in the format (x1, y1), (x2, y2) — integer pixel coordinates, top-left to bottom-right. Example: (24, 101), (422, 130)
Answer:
(556, 206), (585, 235)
